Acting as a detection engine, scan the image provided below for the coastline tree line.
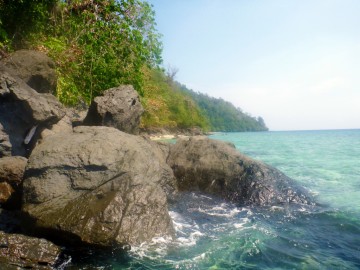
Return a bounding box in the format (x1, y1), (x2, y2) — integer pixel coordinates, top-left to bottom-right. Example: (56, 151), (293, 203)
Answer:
(0, 0), (267, 132)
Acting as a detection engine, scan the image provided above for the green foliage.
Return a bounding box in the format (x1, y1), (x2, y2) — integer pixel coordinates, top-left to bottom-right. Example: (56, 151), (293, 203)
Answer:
(0, 0), (162, 104)
(179, 86), (268, 132)
(0, 0), (268, 132)
(140, 67), (210, 130)
(0, 0), (57, 48)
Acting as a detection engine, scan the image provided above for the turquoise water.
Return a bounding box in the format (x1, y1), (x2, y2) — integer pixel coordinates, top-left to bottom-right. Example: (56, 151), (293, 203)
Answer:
(66, 130), (360, 269)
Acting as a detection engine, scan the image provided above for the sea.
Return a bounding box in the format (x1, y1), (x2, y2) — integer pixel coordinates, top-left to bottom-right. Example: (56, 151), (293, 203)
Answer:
(64, 129), (360, 270)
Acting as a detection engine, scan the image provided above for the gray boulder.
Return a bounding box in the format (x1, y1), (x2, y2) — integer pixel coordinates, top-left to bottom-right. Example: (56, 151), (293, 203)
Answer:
(168, 137), (312, 206)
(83, 85), (144, 134)
(0, 72), (65, 157)
(0, 50), (57, 94)
(0, 231), (61, 269)
(38, 115), (73, 143)
(22, 126), (176, 247)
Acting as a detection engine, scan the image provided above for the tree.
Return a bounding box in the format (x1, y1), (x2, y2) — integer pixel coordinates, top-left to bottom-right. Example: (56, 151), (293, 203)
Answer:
(165, 64), (179, 84)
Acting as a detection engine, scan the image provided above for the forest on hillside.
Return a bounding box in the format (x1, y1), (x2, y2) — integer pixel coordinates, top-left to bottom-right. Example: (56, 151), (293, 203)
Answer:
(179, 85), (268, 132)
(0, 0), (267, 132)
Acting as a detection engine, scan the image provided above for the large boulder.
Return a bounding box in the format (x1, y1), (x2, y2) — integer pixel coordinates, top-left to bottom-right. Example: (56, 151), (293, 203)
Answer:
(83, 85), (144, 134)
(22, 126), (176, 247)
(167, 137), (312, 206)
(0, 72), (65, 157)
(0, 50), (57, 94)
(0, 231), (61, 269)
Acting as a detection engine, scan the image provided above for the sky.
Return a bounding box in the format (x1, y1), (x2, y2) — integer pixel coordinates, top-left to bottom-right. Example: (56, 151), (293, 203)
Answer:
(147, 0), (360, 131)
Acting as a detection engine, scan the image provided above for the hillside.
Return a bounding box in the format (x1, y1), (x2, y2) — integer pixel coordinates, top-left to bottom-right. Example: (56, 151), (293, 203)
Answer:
(179, 85), (268, 132)
(0, 0), (268, 133)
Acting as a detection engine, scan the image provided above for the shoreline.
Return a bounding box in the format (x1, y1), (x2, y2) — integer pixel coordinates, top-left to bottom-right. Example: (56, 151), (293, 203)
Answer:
(149, 134), (194, 141)
(141, 127), (208, 141)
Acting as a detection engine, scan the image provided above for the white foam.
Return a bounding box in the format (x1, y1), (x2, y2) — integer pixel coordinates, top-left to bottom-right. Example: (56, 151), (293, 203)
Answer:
(193, 252), (207, 261)
(196, 204), (242, 218)
(130, 197), (254, 266)
(233, 217), (250, 229)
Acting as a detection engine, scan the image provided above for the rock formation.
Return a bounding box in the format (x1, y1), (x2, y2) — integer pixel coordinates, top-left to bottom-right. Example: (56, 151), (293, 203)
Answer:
(0, 50), (57, 94)
(22, 126), (177, 246)
(0, 71), (65, 157)
(83, 85), (144, 134)
(0, 49), (316, 268)
(168, 136), (312, 206)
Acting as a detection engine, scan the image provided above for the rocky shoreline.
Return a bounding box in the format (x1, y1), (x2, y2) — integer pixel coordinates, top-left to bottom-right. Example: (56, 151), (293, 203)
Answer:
(0, 50), (314, 268)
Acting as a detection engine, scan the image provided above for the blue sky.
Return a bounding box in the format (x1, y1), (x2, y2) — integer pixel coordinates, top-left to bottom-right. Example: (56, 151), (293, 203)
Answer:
(147, 0), (360, 131)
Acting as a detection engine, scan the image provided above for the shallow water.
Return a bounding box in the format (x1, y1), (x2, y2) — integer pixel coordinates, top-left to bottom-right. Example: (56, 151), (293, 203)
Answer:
(64, 129), (360, 269)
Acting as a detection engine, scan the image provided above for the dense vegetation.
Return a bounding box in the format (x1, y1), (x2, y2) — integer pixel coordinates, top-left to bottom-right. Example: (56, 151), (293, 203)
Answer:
(0, 0), (267, 132)
(179, 86), (268, 132)
(0, 0), (162, 104)
(140, 67), (209, 130)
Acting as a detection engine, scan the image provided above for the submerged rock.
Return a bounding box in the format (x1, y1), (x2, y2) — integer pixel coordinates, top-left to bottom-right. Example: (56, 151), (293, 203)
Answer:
(168, 137), (312, 206)
(83, 85), (144, 134)
(0, 231), (61, 269)
(22, 126), (176, 247)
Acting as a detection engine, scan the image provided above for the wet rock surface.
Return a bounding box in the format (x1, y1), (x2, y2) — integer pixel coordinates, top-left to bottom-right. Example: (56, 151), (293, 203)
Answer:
(0, 231), (61, 269)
